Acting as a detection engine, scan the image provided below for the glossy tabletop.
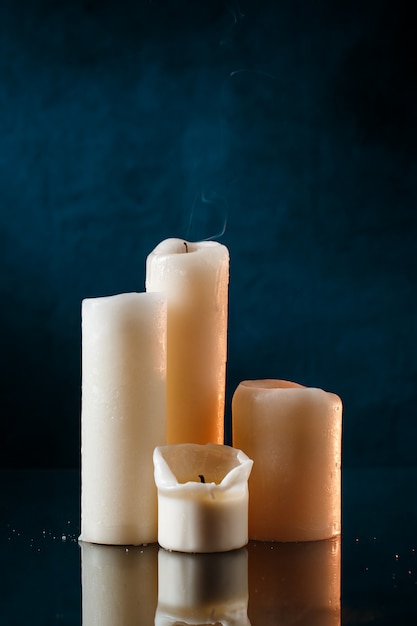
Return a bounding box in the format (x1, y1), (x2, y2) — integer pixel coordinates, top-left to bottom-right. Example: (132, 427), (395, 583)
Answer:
(1, 467), (416, 625)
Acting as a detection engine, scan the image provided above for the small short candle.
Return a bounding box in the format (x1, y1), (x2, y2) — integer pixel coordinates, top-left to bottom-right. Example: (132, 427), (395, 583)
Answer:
(153, 443), (253, 553)
(232, 379), (342, 542)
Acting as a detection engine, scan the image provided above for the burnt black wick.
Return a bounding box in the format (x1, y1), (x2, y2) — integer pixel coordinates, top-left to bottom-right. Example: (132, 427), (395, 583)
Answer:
(198, 474), (205, 483)
(184, 242), (188, 253)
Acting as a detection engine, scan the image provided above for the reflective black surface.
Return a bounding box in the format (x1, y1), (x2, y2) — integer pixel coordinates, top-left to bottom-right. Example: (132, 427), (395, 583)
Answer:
(1, 468), (416, 624)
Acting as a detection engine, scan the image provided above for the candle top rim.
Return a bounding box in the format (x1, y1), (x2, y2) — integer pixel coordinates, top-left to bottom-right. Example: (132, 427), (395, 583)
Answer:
(239, 379), (305, 390)
(235, 379), (343, 407)
(82, 291), (165, 307)
(154, 443), (253, 492)
(148, 237), (228, 257)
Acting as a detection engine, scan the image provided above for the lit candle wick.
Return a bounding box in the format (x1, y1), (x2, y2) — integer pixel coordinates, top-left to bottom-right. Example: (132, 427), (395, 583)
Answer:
(198, 474), (205, 483)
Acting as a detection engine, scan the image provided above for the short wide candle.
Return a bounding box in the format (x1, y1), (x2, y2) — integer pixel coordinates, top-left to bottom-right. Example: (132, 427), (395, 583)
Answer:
(232, 380), (342, 542)
(153, 443), (253, 553)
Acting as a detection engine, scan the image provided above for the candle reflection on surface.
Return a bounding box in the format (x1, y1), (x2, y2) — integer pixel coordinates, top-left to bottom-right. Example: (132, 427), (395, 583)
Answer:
(80, 541), (158, 626)
(80, 536), (339, 625)
(247, 537), (341, 626)
(155, 547), (251, 625)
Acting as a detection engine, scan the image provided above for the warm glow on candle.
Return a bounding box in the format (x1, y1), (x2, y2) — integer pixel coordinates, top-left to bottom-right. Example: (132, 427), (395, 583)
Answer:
(233, 379), (342, 542)
(146, 238), (229, 445)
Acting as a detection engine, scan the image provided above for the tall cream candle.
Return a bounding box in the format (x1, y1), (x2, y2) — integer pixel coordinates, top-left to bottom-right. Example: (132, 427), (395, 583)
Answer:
(232, 380), (342, 542)
(80, 292), (166, 546)
(146, 238), (229, 445)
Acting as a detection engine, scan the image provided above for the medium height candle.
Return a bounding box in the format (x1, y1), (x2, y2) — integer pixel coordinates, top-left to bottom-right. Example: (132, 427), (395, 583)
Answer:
(146, 238), (229, 445)
(232, 380), (342, 542)
(80, 292), (166, 546)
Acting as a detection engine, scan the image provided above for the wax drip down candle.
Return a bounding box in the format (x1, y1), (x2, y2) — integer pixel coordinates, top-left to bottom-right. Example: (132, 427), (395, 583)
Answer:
(146, 238), (229, 445)
(80, 292), (166, 546)
(232, 380), (342, 542)
(153, 443), (253, 553)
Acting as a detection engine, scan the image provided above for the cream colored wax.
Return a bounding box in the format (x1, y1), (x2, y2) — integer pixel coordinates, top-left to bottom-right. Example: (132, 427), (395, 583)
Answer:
(154, 443), (253, 553)
(80, 292), (166, 545)
(232, 380), (342, 542)
(146, 238), (229, 445)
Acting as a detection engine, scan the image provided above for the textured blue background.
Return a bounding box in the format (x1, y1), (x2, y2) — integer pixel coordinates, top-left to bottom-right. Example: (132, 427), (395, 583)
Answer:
(1, 0), (415, 468)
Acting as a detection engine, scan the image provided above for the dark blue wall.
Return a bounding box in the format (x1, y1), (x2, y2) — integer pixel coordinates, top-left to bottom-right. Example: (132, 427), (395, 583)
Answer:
(1, 0), (415, 468)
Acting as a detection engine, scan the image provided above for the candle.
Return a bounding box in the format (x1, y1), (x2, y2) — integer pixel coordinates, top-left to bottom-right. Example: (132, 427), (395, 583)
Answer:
(146, 238), (229, 445)
(248, 538), (341, 625)
(155, 548), (250, 626)
(80, 292), (166, 545)
(232, 380), (342, 542)
(153, 443), (253, 553)
(81, 542), (158, 626)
